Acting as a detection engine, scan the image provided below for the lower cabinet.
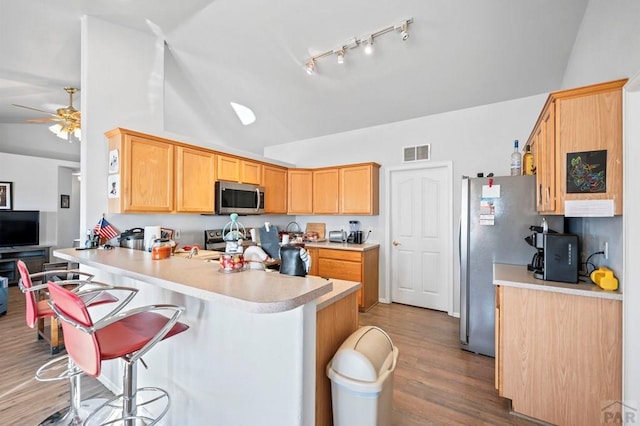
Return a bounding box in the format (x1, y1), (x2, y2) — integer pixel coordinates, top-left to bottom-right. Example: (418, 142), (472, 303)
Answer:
(316, 247), (379, 311)
(496, 285), (622, 425)
(315, 289), (359, 426)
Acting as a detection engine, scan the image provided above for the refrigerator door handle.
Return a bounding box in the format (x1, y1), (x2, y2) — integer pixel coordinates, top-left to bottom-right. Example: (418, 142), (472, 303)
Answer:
(459, 178), (470, 346)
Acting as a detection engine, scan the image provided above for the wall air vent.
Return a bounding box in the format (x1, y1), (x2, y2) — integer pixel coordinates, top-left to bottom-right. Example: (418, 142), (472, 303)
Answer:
(403, 144), (431, 162)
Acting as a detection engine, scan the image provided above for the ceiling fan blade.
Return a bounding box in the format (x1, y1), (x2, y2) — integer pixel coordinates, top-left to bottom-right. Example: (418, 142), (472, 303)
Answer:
(25, 117), (60, 123)
(11, 104), (58, 116)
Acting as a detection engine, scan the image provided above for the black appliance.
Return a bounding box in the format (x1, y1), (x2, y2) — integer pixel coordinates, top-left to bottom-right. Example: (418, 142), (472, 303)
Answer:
(526, 227), (579, 283)
(215, 181), (264, 215)
(0, 210), (40, 247)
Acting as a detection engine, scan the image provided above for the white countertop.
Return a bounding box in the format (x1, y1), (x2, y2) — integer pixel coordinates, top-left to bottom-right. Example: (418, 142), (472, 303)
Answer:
(493, 263), (622, 301)
(316, 279), (361, 311)
(54, 247), (333, 313)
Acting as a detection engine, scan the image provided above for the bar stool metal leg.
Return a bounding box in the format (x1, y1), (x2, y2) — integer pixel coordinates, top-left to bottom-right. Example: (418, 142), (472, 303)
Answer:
(36, 356), (109, 426)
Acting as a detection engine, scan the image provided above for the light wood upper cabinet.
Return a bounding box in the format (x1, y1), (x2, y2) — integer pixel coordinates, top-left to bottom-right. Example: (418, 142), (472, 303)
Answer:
(175, 146), (216, 213)
(241, 160), (262, 185)
(528, 101), (556, 213)
(313, 168), (339, 214)
(262, 165), (288, 214)
(216, 155), (240, 182)
(106, 129), (174, 213)
(288, 169), (313, 214)
(340, 163), (380, 215)
(527, 79), (626, 215)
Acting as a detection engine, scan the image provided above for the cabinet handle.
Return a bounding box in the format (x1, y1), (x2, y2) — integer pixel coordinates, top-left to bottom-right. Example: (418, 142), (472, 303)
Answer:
(538, 183), (542, 206)
(546, 186), (550, 204)
(392, 241), (401, 247)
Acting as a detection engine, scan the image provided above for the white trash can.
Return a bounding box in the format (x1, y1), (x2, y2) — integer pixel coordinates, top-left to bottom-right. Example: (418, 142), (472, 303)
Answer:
(327, 326), (399, 426)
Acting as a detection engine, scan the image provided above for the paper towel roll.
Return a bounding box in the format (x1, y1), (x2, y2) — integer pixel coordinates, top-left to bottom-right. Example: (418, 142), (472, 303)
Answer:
(144, 226), (161, 252)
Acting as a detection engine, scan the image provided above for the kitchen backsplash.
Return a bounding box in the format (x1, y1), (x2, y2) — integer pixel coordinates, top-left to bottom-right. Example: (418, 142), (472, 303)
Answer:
(565, 216), (623, 288)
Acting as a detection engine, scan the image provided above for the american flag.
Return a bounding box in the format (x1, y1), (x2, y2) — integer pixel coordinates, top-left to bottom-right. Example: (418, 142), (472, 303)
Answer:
(94, 217), (119, 242)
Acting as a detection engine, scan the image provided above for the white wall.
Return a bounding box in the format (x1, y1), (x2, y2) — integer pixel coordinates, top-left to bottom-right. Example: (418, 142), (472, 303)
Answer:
(0, 123), (80, 162)
(0, 152), (80, 252)
(265, 93), (548, 312)
(562, 0), (640, 89)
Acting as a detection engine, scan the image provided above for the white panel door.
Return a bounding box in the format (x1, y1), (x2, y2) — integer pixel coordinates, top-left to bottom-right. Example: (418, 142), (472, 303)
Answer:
(390, 164), (451, 311)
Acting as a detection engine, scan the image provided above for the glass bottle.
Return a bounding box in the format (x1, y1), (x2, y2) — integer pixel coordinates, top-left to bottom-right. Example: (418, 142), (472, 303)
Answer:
(510, 140), (522, 176)
(522, 144), (535, 175)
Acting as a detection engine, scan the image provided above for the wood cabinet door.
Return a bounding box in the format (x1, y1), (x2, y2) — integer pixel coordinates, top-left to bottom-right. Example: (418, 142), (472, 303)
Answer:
(557, 88), (623, 214)
(340, 164), (380, 215)
(123, 135), (174, 212)
(175, 146), (216, 213)
(313, 168), (339, 214)
(262, 165), (288, 214)
(241, 160), (262, 185)
(217, 155), (240, 182)
(288, 169), (313, 214)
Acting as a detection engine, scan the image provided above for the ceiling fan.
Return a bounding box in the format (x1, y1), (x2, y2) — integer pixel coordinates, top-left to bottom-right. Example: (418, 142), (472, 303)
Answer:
(12, 87), (82, 141)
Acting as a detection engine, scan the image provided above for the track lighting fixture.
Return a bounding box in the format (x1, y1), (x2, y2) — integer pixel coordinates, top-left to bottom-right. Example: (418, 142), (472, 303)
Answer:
(398, 20), (410, 41)
(303, 18), (413, 75)
(305, 58), (316, 75)
(363, 35), (374, 55)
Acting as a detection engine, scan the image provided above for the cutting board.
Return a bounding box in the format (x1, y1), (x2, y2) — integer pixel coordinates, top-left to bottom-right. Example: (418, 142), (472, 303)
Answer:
(305, 223), (326, 241)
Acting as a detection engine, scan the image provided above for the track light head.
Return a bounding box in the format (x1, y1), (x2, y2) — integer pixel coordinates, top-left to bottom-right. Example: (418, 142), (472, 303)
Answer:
(305, 59), (316, 75)
(363, 35), (374, 55)
(336, 49), (345, 64)
(398, 21), (410, 41)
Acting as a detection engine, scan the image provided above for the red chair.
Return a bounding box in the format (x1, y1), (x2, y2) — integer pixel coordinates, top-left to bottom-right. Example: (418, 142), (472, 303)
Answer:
(47, 281), (189, 425)
(17, 259), (118, 354)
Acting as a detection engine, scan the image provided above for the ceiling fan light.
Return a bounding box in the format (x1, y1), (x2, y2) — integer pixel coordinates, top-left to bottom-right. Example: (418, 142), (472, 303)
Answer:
(56, 130), (69, 140)
(73, 127), (82, 140)
(49, 123), (63, 134)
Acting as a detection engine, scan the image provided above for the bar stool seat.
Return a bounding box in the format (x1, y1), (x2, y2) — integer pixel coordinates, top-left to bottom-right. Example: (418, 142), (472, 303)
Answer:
(47, 281), (189, 425)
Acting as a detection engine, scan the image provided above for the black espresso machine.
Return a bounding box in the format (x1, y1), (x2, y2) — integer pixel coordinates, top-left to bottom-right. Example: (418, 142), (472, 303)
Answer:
(525, 225), (579, 283)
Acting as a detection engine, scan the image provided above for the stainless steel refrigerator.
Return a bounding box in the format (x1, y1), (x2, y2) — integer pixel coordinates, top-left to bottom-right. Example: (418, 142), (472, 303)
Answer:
(459, 175), (562, 357)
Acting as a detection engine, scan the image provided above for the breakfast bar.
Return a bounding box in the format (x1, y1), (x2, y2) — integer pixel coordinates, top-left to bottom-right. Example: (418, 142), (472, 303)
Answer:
(54, 247), (337, 426)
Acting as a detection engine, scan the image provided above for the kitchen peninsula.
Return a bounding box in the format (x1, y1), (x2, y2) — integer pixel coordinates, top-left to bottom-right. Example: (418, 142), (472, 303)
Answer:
(53, 247), (346, 426)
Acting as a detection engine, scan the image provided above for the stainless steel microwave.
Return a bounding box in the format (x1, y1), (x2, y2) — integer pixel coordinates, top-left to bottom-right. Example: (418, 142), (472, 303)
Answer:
(215, 181), (265, 215)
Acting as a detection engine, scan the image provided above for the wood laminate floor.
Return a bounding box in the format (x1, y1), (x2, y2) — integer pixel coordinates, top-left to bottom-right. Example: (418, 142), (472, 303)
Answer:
(0, 286), (534, 425)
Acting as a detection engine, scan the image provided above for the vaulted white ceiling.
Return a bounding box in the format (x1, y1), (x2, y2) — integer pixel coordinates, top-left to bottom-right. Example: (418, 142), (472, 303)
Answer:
(0, 0), (588, 154)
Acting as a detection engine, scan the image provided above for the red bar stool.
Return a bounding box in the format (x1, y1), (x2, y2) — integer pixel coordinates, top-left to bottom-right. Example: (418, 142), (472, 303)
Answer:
(47, 281), (189, 426)
(17, 260), (133, 425)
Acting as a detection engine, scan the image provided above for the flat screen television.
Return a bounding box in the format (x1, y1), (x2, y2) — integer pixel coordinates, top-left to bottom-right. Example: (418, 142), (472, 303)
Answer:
(0, 210), (40, 248)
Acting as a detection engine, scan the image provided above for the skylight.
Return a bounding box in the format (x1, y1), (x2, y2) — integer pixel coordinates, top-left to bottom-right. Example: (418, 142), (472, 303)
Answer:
(230, 102), (256, 126)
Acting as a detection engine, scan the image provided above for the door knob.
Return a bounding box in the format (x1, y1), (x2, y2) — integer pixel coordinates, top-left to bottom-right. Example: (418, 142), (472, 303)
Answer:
(392, 241), (400, 246)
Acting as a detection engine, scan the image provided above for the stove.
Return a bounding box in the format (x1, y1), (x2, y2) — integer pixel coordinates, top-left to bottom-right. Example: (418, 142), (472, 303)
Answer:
(204, 229), (226, 251)
(204, 229), (253, 252)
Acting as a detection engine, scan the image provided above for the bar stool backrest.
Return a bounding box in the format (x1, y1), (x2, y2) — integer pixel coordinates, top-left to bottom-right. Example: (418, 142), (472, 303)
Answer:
(17, 260), (39, 328)
(47, 282), (101, 377)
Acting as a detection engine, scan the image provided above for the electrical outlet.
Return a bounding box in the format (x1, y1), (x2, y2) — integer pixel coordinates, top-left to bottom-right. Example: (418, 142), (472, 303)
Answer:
(604, 241), (609, 259)
(175, 229), (181, 240)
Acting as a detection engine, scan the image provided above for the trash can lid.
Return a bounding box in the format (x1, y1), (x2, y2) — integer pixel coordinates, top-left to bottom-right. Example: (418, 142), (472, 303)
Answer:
(330, 326), (395, 382)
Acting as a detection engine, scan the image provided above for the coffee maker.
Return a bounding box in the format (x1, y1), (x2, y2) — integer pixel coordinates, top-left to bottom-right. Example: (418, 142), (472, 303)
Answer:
(525, 226), (579, 283)
(347, 220), (364, 244)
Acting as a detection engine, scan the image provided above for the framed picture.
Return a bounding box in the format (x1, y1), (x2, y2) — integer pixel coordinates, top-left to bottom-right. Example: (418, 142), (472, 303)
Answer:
(161, 228), (174, 240)
(566, 150), (607, 193)
(0, 182), (13, 210)
(60, 194), (70, 208)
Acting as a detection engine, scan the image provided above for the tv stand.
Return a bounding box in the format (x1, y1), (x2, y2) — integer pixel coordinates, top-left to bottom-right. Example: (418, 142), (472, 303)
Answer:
(0, 246), (51, 285)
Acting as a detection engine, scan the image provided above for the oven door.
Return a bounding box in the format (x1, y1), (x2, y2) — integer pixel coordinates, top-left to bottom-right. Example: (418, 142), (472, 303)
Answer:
(215, 181), (265, 215)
